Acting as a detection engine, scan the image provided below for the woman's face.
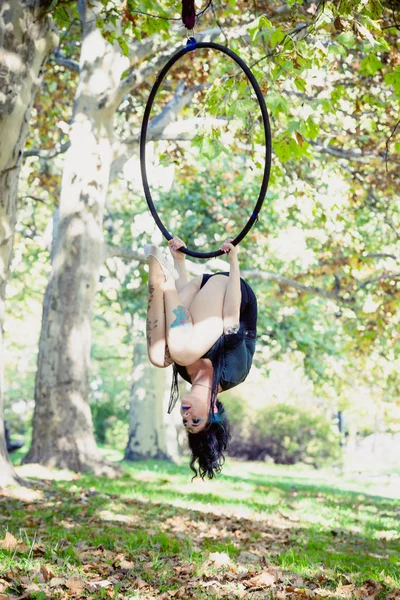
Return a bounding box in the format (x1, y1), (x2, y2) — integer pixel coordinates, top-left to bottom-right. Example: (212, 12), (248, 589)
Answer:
(180, 392), (210, 434)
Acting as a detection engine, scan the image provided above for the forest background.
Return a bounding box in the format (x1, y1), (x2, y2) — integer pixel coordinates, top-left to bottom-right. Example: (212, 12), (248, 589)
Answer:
(1, 0), (399, 489)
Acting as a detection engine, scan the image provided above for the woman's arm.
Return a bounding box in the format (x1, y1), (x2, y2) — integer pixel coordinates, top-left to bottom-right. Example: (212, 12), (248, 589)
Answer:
(221, 240), (241, 334)
(168, 237), (189, 293)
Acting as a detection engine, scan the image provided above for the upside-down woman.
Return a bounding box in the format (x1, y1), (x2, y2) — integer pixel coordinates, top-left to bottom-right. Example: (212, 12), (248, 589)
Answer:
(145, 237), (257, 479)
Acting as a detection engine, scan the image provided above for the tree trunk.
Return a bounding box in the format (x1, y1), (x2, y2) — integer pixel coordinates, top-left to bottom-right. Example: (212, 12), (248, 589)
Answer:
(23, 0), (127, 473)
(125, 341), (180, 462)
(0, 0), (57, 489)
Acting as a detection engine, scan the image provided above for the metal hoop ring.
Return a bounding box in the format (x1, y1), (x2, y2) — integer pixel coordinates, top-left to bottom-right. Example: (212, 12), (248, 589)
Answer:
(140, 41), (272, 259)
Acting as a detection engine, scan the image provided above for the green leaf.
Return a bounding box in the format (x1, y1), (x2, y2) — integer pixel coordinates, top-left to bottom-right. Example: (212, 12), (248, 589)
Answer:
(337, 31), (356, 49)
(260, 15), (273, 29)
(248, 15), (273, 42)
(53, 5), (70, 27)
(270, 27), (286, 48)
(131, 27), (142, 41)
(313, 98), (332, 114)
(360, 15), (382, 30)
(385, 69), (400, 97)
(328, 43), (347, 57)
(265, 92), (288, 116)
(359, 54), (383, 75)
(117, 37), (129, 57)
(294, 77), (307, 92)
(273, 134), (306, 162)
(394, 142), (400, 153)
(288, 120), (301, 133)
(299, 117), (320, 140)
(364, 0), (385, 19)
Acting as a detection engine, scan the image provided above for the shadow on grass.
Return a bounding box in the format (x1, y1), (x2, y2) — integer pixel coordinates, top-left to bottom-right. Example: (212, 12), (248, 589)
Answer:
(3, 458), (400, 598)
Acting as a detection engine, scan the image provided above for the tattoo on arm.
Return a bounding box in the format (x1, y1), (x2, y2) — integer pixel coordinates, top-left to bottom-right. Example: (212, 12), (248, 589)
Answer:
(146, 318), (152, 347)
(148, 284), (155, 309)
(170, 306), (192, 329)
(224, 324), (240, 335)
(163, 345), (173, 366)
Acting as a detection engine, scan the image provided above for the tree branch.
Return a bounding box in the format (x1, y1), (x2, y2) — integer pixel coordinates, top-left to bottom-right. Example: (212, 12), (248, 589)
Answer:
(104, 245), (143, 262)
(23, 141), (71, 159)
(359, 272), (400, 289)
(53, 50), (80, 72)
(111, 111), (224, 181)
(240, 268), (354, 303)
(307, 140), (372, 163)
(105, 244), (355, 303)
(112, 27), (222, 108)
(111, 77), (227, 180)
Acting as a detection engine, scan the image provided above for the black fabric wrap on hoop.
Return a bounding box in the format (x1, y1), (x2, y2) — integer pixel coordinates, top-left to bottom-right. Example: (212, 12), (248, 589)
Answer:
(182, 0), (196, 29)
(140, 40), (272, 259)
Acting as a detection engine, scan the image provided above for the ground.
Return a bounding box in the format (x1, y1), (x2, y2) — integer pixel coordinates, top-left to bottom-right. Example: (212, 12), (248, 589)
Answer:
(1, 452), (400, 599)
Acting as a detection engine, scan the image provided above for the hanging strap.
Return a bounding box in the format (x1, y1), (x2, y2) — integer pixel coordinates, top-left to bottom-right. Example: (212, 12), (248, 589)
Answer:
(182, 0), (196, 29)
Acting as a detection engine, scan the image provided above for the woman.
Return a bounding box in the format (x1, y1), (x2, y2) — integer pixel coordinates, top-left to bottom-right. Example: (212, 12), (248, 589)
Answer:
(145, 236), (257, 479)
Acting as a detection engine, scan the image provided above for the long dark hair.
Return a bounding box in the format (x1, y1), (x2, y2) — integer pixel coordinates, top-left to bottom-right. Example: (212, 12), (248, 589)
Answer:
(187, 399), (231, 480)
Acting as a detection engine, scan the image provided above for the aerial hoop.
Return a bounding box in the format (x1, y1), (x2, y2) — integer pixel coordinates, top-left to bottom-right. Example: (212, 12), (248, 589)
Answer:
(140, 38), (272, 259)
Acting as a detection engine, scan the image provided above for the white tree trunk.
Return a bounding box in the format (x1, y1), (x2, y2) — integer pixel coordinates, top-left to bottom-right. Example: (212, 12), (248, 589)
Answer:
(24, 1), (127, 473)
(0, 0), (57, 489)
(125, 341), (180, 462)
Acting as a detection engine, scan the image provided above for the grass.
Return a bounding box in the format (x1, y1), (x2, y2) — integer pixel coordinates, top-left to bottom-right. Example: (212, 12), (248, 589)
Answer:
(1, 450), (400, 599)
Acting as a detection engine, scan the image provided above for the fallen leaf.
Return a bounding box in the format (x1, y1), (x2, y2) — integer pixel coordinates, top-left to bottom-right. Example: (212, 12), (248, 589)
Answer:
(119, 559), (135, 570)
(87, 580), (113, 590)
(207, 552), (232, 567)
(40, 565), (54, 582)
(0, 531), (18, 552)
(112, 553), (125, 566)
(244, 570), (276, 589)
(32, 543), (46, 557)
(65, 577), (85, 594)
(134, 578), (147, 589)
(0, 532), (28, 554)
(49, 577), (65, 588)
(24, 583), (41, 593)
(237, 551), (260, 565)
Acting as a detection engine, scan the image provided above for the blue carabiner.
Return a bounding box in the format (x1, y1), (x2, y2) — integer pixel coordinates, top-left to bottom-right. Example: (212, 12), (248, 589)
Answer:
(185, 37), (197, 52)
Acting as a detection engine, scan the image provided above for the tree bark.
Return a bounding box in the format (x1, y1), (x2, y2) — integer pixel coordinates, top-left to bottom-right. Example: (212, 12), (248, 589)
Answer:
(0, 0), (57, 489)
(23, 0), (127, 473)
(125, 341), (180, 462)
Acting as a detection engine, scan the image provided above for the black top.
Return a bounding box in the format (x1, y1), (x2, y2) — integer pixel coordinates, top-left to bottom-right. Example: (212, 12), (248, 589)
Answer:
(175, 325), (256, 391)
(168, 273), (257, 413)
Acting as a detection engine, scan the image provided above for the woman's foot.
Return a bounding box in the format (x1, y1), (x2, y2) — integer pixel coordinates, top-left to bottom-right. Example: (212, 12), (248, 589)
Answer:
(144, 244), (179, 282)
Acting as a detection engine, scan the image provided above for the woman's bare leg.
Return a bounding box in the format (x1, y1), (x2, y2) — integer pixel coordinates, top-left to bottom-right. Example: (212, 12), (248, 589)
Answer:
(146, 258), (203, 367)
(146, 257), (172, 368)
(179, 275), (202, 309)
(162, 275), (229, 366)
